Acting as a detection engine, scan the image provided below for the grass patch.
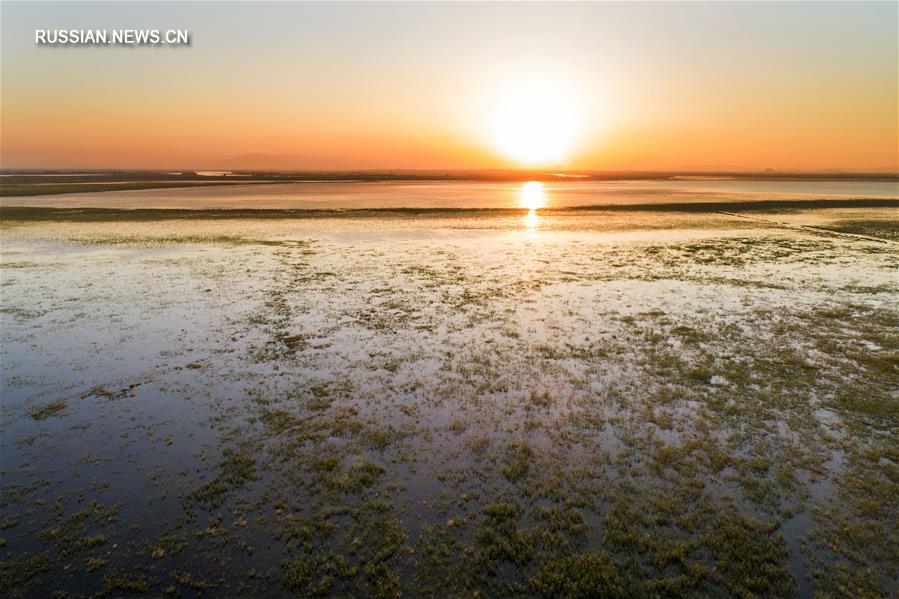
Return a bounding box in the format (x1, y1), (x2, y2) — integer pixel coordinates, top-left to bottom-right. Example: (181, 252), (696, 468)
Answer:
(530, 551), (632, 598)
(185, 447), (257, 511)
(28, 401), (66, 420)
(0, 554), (53, 595)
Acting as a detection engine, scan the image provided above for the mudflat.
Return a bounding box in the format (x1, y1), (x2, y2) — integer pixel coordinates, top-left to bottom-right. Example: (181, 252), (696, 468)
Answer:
(1, 188), (897, 597)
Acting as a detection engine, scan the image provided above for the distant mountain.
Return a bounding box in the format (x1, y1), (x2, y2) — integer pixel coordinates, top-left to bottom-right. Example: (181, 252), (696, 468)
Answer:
(214, 153), (341, 171)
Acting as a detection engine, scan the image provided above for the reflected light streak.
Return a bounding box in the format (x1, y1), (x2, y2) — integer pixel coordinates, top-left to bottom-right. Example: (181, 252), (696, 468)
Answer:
(519, 181), (546, 232)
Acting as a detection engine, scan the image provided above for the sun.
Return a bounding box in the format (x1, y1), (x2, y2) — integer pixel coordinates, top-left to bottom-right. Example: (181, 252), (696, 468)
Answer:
(490, 80), (579, 166)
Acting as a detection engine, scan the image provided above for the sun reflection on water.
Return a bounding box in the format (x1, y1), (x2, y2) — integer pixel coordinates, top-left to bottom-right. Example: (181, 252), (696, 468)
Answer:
(519, 181), (546, 232)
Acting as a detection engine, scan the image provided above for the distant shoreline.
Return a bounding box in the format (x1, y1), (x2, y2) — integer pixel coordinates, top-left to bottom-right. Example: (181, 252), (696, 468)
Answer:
(2, 198), (896, 222)
(1, 170), (897, 198)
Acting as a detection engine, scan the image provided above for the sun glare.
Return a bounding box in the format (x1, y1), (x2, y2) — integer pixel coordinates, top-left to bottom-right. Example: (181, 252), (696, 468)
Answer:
(491, 81), (578, 166)
(519, 181), (547, 210)
(519, 181), (546, 232)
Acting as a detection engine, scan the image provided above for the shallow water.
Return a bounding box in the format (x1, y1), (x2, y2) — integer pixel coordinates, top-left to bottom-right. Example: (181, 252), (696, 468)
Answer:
(3, 178), (897, 210)
(1, 199), (897, 597)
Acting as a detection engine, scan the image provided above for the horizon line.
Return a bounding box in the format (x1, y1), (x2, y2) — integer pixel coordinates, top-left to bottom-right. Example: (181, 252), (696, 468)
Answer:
(2, 167), (898, 177)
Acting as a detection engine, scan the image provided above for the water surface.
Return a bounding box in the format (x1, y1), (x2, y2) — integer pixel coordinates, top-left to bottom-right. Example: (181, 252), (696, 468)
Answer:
(3, 178), (896, 210)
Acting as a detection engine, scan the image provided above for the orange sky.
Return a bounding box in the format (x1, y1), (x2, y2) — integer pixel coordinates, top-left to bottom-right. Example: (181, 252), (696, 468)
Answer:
(1, 2), (897, 171)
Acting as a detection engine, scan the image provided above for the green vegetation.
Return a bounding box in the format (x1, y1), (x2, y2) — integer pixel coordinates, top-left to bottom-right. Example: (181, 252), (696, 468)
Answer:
(2, 206), (896, 596)
(184, 447), (258, 511)
(27, 401), (66, 420)
(0, 555), (53, 595)
(476, 501), (533, 571)
(501, 442), (534, 482)
(530, 551), (631, 598)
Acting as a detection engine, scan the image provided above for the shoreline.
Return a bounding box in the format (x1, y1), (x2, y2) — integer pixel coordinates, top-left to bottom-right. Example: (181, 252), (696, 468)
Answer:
(1, 198), (896, 221)
(2, 171), (897, 198)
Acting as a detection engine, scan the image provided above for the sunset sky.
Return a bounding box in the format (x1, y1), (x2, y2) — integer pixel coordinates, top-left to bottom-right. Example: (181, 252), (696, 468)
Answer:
(1, 1), (897, 171)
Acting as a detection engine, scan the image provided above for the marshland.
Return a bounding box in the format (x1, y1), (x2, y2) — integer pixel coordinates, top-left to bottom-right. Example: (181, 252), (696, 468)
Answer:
(1, 179), (896, 597)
